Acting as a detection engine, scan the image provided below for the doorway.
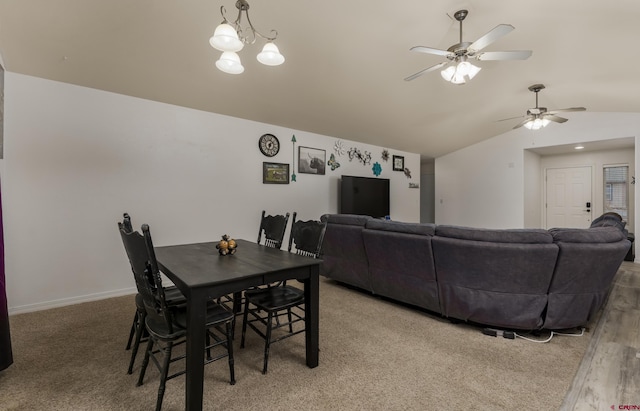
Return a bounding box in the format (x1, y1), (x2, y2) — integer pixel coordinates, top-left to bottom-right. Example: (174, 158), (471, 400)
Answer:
(545, 166), (593, 229)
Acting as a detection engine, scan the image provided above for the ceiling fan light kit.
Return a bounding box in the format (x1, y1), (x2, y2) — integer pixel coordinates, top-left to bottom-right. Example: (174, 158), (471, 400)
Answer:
(210, 0), (284, 74)
(405, 9), (532, 84)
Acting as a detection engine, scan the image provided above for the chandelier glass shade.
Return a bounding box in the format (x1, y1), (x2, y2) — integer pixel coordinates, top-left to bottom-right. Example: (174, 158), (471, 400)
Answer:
(210, 0), (284, 74)
(523, 117), (551, 130)
(440, 60), (481, 84)
(215, 51), (245, 74)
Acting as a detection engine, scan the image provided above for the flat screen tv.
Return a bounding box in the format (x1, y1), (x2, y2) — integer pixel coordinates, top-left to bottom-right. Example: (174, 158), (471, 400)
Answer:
(340, 175), (390, 218)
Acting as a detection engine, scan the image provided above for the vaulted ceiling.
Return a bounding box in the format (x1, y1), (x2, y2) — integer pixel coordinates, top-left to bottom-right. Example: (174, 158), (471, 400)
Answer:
(1, 0), (639, 160)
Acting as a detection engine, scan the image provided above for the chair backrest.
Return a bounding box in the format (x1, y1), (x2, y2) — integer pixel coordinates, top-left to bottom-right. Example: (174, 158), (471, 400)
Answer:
(287, 212), (327, 258)
(118, 219), (175, 333)
(120, 212), (133, 233)
(257, 210), (290, 249)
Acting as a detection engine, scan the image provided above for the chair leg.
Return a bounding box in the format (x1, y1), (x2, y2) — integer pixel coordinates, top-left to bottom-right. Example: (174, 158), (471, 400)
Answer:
(126, 311), (138, 350)
(127, 311), (146, 374)
(226, 321), (236, 385)
(206, 332), (212, 361)
(287, 308), (294, 333)
(240, 301), (250, 349)
(155, 342), (173, 411)
(137, 338), (153, 387)
(263, 311), (273, 374)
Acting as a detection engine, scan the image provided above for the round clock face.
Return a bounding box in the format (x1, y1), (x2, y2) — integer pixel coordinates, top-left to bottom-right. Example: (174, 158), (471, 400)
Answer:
(259, 134), (280, 157)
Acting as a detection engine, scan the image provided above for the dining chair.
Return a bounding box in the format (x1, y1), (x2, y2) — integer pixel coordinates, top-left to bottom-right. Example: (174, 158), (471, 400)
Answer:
(119, 213), (186, 375)
(240, 212), (326, 374)
(219, 210), (291, 316)
(257, 210), (290, 249)
(119, 222), (236, 411)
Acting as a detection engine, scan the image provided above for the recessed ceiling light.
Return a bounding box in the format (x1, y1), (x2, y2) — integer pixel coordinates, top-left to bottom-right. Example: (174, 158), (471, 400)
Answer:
(575, 146), (584, 150)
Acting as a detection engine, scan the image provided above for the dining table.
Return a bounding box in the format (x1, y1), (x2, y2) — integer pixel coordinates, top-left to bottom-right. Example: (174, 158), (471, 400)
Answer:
(154, 239), (321, 411)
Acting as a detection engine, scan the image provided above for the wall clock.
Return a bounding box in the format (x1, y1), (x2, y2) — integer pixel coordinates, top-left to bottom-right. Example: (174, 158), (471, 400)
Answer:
(259, 133), (280, 157)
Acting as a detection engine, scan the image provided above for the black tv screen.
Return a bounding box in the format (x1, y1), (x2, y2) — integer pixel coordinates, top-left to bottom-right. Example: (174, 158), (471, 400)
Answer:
(340, 175), (390, 218)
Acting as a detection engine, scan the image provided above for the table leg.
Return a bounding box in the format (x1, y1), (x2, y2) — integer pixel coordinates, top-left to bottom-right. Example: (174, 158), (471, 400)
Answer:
(304, 265), (319, 368)
(185, 290), (207, 411)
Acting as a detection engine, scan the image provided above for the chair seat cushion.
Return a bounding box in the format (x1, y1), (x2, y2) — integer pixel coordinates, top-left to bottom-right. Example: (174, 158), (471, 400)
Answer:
(245, 286), (304, 311)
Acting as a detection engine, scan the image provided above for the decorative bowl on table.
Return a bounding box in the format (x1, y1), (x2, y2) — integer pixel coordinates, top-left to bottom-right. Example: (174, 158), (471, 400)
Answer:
(216, 234), (237, 256)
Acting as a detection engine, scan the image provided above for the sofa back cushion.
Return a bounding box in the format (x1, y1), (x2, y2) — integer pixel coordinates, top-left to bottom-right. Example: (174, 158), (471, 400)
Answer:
(544, 226), (630, 329)
(432, 226), (558, 329)
(363, 220), (439, 312)
(436, 225), (553, 244)
(320, 214), (372, 291)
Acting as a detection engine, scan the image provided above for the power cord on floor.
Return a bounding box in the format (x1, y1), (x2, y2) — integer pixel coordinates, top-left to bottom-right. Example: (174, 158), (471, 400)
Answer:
(482, 327), (585, 343)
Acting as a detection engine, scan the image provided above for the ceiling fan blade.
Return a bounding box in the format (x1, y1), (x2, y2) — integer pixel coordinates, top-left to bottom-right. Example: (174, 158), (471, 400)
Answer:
(409, 46), (453, 57)
(476, 50), (532, 61)
(513, 116), (534, 129)
(404, 62), (448, 81)
(546, 107), (586, 114)
(496, 115), (525, 122)
(545, 115), (568, 123)
(468, 24), (514, 53)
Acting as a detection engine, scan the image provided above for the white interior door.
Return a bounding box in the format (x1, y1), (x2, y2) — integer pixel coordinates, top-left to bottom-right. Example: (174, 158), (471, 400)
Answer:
(545, 166), (593, 229)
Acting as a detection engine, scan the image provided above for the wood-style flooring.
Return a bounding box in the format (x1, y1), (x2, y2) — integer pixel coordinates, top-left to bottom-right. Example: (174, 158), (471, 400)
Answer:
(561, 261), (640, 410)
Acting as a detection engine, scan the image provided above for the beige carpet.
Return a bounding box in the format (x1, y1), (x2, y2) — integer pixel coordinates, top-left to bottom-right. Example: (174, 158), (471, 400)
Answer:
(0, 278), (590, 411)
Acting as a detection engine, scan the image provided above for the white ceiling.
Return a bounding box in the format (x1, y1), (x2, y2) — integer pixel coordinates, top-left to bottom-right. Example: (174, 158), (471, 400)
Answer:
(1, 0), (639, 160)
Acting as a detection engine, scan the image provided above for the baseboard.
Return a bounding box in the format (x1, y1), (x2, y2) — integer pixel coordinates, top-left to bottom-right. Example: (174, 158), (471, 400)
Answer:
(8, 287), (137, 315)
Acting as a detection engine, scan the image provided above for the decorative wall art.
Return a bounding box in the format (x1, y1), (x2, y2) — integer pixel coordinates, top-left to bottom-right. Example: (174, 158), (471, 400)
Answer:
(393, 155), (404, 171)
(404, 168), (412, 179)
(372, 162), (382, 176)
(334, 140), (345, 156)
(291, 135), (297, 182)
(263, 162), (290, 184)
(328, 154), (341, 171)
(381, 149), (389, 162)
(348, 147), (372, 166)
(298, 146), (326, 175)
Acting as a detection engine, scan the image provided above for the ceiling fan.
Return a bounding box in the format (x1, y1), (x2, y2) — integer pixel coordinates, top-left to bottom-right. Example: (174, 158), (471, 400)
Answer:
(405, 9), (532, 84)
(500, 84), (587, 130)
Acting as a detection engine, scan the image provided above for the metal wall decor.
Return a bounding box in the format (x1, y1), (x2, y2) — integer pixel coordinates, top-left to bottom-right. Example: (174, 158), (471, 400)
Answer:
(291, 135), (297, 182)
(372, 162), (382, 176)
(381, 149), (389, 162)
(348, 147), (372, 165)
(334, 140), (345, 156)
(328, 154), (341, 171)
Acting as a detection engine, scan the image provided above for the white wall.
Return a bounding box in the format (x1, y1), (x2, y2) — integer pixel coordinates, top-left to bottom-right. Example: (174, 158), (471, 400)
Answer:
(435, 112), (640, 236)
(3, 73), (420, 313)
(420, 161), (435, 223)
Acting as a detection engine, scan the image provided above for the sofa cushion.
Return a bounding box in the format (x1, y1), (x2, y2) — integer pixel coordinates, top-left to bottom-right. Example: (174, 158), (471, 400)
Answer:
(365, 219), (436, 236)
(435, 225), (553, 244)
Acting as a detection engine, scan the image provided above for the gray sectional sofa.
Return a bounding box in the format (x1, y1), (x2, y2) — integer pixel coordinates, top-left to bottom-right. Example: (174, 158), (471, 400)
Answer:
(319, 214), (630, 330)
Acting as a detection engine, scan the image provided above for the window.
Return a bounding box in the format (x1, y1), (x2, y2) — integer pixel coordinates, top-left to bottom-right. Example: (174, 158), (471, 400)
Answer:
(603, 165), (628, 220)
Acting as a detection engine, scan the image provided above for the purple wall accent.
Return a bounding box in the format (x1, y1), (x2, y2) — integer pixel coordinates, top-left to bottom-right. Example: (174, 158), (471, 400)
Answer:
(0, 180), (13, 371)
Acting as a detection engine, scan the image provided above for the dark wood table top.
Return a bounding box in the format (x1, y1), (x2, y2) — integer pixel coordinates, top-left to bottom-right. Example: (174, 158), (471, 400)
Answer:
(155, 239), (321, 291)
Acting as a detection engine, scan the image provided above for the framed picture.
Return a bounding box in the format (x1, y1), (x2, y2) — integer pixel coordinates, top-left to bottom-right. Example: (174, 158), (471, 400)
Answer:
(263, 162), (290, 184)
(298, 146), (326, 175)
(393, 155), (404, 171)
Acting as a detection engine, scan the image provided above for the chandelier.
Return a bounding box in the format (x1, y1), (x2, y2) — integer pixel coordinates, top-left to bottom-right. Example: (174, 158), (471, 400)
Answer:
(209, 0), (284, 74)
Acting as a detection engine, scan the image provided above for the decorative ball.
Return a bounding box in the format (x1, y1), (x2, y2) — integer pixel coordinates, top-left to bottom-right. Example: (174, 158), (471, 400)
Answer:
(217, 234), (237, 256)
